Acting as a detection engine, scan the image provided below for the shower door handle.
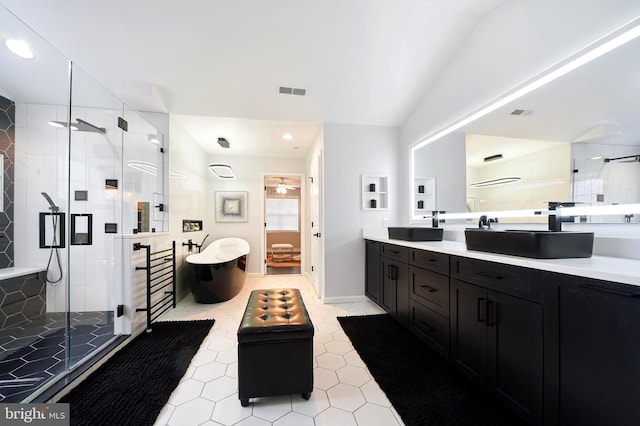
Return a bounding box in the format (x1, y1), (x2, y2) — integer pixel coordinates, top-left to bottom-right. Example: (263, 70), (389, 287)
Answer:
(313, 233), (322, 237)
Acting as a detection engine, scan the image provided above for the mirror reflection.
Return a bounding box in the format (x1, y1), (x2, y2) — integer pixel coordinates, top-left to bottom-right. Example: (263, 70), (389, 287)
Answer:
(413, 25), (640, 223)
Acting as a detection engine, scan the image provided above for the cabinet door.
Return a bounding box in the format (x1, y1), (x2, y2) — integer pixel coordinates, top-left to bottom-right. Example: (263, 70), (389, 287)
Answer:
(488, 291), (543, 423)
(559, 281), (640, 426)
(395, 261), (409, 326)
(381, 258), (397, 314)
(365, 240), (381, 304)
(381, 257), (409, 326)
(450, 278), (487, 385)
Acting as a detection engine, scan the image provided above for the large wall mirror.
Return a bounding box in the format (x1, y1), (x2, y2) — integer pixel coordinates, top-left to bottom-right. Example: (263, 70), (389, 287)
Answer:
(412, 21), (640, 224)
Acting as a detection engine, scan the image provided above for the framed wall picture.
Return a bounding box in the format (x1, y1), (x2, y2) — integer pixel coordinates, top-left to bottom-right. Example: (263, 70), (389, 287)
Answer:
(215, 191), (248, 222)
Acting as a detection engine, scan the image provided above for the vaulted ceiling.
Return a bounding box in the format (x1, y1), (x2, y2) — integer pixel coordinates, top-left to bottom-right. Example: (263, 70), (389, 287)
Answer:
(0, 0), (506, 155)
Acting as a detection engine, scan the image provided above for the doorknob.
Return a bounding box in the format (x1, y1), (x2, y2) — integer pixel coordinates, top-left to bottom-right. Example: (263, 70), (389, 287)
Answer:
(313, 233), (322, 237)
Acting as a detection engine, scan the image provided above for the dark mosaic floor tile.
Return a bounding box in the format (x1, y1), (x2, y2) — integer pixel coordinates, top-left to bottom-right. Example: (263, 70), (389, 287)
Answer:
(2, 335), (38, 350)
(0, 310), (113, 401)
(87, 334), (112, 348)
(22, 345), (64, 362)
(12, 357), (60, 377)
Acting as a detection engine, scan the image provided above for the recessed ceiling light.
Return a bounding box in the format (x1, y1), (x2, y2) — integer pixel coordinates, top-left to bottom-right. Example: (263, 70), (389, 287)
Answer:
(282, 133), (293, 140)
(5, 39), (34, 59)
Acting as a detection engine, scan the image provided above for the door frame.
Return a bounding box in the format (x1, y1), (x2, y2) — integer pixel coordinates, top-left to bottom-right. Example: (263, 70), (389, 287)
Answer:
(261, 172), (306, 276)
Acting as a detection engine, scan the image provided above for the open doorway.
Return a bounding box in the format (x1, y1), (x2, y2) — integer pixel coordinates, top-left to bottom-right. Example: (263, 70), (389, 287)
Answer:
(264, 175), (303, 275)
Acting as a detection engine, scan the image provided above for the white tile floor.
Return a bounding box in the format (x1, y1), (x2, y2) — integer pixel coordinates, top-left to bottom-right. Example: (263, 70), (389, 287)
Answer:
(154, 275), (405, 426)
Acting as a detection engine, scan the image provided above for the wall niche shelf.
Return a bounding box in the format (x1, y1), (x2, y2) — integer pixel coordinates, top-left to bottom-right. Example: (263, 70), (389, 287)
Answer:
(361, 175), (389, 210)
(414, 176), (436, 216)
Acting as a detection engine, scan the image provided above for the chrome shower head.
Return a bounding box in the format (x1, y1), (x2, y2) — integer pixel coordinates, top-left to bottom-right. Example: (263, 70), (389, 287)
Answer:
(48, 118), (106, 134)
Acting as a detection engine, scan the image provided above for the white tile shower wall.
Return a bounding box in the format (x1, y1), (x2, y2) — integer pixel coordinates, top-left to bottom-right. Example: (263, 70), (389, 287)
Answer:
(572, 143), (640, 223)
(14, 103), (123, 313)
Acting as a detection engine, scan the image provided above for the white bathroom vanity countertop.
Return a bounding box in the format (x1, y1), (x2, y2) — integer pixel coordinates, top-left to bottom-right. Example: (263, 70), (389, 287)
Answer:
(363, 230), (640, 287)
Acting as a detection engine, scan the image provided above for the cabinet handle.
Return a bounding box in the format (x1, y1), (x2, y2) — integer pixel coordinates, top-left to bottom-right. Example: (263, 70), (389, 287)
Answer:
(476, 271), (504, 280)
(579, 283), (640, 298)
(419, 321), (435, 332)
(477, 297), (486, 323)
(486, 300), (495, 326)
(389, 264), (397, 280)
(420, 284), (437, 292)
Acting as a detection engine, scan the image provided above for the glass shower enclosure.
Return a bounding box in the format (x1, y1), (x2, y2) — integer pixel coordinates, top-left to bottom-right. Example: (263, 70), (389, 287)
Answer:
(0, 5), (168, 402)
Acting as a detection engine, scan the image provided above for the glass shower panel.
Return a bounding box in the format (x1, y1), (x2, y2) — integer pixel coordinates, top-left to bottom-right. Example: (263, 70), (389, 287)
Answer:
(122, 107), (166, 234)
(0, 4), (71, 401)
(67, 64), (124, 369)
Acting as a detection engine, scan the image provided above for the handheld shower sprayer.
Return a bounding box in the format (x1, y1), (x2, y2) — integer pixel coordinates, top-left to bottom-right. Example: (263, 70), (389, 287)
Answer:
(41, 192), (59, 212)
(40, 192), (63, 284)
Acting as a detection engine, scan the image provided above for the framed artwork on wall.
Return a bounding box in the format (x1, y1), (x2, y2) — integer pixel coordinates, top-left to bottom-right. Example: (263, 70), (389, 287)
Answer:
(216, 191), (248, 222)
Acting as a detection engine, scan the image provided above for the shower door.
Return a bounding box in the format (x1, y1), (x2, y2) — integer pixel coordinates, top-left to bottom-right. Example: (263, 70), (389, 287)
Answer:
(66, 64), (124, 369)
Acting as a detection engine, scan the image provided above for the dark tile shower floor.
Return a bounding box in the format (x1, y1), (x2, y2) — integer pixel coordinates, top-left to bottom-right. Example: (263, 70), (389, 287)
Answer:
(0, 311), (114, 402)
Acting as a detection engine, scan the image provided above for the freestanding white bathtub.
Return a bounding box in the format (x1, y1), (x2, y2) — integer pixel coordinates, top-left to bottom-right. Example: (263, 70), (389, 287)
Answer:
(186, 237), (250, 303)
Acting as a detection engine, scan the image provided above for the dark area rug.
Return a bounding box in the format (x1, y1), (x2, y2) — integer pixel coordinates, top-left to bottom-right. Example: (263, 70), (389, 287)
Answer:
(61, 320), (214, 426)
(337, 314), (525, 426)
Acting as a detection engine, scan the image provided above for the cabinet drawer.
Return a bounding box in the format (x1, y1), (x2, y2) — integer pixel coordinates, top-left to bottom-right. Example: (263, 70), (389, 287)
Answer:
(451, 256), (543, 303)
(381, 243), (409, 262)
(410, 299), (449, 359)
(410, 249), (449, 275)
(410, 266), (449, 317)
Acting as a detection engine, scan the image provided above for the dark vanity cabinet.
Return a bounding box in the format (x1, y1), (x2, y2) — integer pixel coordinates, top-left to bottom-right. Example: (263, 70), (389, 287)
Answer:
(380, 244), (409, 326)
(365, 240), (382, 304)
(450, 256), (544, 424)
(409, 249), (450, 358)
(554, 274), (640, 426)
(364, 239), (640, 425)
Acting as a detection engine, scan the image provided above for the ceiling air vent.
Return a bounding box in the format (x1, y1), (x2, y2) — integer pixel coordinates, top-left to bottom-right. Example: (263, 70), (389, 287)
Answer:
(510, 109), (533, 116)
(278, 86), (306, 96)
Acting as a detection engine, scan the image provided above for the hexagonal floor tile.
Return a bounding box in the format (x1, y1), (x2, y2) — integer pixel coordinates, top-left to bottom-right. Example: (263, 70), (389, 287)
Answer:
(316, 352), (346, 370)
(336, 365), (371, 387)
(314, 407), (357, 426)
(326, 383), (366, 412)
(202, 376), (237, 402)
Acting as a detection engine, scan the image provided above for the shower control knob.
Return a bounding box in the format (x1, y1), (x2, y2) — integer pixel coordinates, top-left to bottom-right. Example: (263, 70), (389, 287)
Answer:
(313, 233), (321, 238)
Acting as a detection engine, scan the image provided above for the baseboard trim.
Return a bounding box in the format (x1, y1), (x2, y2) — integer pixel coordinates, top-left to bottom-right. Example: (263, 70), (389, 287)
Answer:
(323, 295), (369, 304)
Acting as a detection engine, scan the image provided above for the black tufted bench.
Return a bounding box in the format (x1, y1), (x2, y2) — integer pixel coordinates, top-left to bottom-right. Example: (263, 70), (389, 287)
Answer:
(237, 288), (314, 406)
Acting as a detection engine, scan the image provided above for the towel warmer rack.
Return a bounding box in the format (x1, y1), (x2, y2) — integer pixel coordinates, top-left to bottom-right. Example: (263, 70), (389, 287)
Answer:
(135, 241), (176, 331)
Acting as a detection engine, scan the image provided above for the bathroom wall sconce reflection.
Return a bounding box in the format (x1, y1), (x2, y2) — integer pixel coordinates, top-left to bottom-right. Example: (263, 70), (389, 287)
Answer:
(128, 160), (157, 176)
(209, 164), (236, 179)
(215, 191), (247, 222)
(469, 176), (522, 188)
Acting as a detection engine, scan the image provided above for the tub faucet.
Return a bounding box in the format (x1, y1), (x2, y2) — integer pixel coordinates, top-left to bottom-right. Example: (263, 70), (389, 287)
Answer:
(478, 215), (490, 229)
(183, 239), (194, 252)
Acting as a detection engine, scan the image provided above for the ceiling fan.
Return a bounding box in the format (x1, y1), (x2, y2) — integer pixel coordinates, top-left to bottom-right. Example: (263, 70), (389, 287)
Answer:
(276, 177), (296, 194)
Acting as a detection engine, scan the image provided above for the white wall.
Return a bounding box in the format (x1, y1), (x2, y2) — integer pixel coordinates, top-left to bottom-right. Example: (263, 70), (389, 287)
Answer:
(413, 132), (467, 214)
(399, 0), (640, 225)
(323, 123), (399, 300)
(205, 154), (306, 274)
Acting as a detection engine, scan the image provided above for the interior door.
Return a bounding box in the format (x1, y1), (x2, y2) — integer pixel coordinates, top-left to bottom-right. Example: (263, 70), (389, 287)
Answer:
(310, 151), (323, 297)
